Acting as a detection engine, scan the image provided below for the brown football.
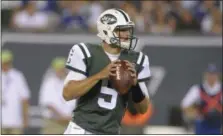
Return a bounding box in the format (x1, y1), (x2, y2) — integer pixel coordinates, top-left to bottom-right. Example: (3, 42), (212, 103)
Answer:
(109, 60), (134, 95)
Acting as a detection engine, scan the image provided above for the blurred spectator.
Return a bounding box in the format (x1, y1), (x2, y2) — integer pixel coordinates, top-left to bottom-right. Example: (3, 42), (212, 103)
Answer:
(10, 1), (49, 32)
(220, 0), (222, 12)
(2, 1), (22, 10)
(3, 0), (222, 34)
(140, 1), (154, 32)
(35, 1), (59, 13)
(35, 1), (61, 29)
(181, 64), (222, 134)
(1, 49), (31, 134)
(39, 57), (76, 134)
(59, 1), (89, 31)
(181, 0), (198, 11)
(87, 1), (104, 32)
(193, 1), (216, 23)
(102, 1), (123, 9)
(201, 7), (222, 34)
(179, 8), (200, 31)
(149, 2), (176, 34)
(170, 1), (200, 32)
(57, 1), (71, 10)
(121, 2), (145, 32)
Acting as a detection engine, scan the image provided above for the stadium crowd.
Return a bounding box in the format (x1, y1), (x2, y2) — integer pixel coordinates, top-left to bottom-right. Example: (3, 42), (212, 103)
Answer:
(2, 0), (222, 34)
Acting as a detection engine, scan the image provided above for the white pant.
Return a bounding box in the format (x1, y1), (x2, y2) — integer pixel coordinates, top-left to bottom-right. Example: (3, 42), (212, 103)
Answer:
(64, 121), (93, 134)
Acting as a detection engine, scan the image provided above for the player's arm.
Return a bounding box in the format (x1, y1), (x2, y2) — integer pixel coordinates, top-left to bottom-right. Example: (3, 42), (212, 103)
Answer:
(63, 62), (118, 101)
(63, 44), (118, 101)
(181, 85), (200, 120)
(131, 82), (150, 114)
(63, 72), (102, 100)
(62, 44), (97, 101)
(125, 54), (151, 114)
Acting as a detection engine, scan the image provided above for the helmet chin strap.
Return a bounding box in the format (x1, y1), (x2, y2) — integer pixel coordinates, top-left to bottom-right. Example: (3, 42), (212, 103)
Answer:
(109, 37), (131, 50)
(109, 44), (120, 49)
(109, 37), (120, 48)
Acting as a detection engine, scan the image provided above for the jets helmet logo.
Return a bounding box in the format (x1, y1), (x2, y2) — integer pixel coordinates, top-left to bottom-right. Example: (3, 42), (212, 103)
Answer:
(100, 14), (117, 25)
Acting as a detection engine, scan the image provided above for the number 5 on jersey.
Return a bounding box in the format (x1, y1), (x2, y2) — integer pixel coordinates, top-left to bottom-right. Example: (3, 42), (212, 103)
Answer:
(97, 80), (118, 110)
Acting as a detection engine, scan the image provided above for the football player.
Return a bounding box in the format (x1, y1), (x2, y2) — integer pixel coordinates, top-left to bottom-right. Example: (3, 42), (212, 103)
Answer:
(63, 9), (151, 134)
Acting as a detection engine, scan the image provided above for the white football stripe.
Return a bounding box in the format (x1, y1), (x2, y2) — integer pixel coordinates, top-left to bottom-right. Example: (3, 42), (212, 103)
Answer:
(80, 43), (91, 58)
(137, 52), (143, 64)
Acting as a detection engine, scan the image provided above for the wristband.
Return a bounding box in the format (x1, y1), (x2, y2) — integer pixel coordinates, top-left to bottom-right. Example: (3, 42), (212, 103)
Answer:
(131, 83), (145, 103)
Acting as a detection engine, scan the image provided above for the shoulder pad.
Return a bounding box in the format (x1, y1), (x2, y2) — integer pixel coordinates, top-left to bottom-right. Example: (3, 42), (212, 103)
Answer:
(76, 43), (91, 59)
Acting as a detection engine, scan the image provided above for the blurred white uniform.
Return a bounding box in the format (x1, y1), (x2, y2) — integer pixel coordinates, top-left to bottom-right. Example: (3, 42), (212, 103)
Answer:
(39, 72), (76, 134)
(39, 73), (76, 119)
(2, 68), (30, 128)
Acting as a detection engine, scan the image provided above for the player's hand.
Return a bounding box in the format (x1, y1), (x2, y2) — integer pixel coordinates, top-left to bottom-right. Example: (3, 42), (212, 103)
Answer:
(124, 60), (137, 85)
(98, 60), (121, 79)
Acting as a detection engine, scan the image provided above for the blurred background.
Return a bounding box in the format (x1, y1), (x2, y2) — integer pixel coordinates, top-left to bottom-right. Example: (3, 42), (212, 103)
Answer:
(1, 0), (223, 34)
(1, 0), (222, 135)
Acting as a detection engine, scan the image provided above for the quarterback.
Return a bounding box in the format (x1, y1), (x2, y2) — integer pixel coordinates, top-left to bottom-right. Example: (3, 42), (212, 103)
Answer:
(63, 9), (151, 134)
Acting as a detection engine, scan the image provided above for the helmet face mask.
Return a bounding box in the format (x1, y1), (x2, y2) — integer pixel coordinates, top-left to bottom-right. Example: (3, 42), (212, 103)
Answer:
(97, 9), (138, 51)
(111, 25), (138, 50)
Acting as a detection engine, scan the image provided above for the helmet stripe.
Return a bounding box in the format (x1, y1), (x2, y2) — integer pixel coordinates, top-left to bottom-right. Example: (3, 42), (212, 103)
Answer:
(115, 9), (129, 22)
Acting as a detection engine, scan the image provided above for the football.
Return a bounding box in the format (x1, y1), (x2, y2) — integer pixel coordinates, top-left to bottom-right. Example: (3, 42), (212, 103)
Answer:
(109, 60), (134, 95)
